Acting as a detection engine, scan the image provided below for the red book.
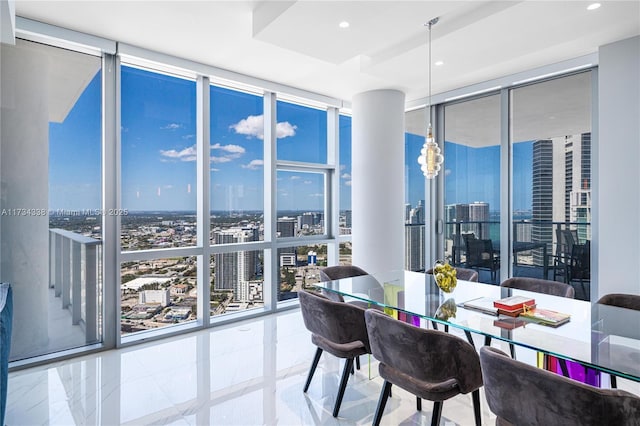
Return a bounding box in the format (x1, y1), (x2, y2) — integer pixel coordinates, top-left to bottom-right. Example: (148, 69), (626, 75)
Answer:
(493, 295), (536, 311)
(497, 304), (536, 317)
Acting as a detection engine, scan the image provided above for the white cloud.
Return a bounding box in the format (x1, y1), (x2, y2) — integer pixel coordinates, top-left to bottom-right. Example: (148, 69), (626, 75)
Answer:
(211, 156), (233, 164)
(160, 145), (197, 162)
(161, 123), (183, 130)
(345, 181), (352, 186)
(242, 159), (264, 170)
(341, 173), (351, 179)
(230, 114), (297, 140)
(211, 143), (245, 154)
(183, 134), (195, 140)
(211, 168), (220, 172)
(290, 176), (301, 180)
(303, 180), (312, 184)
(230, 115), (263, 139)
(163, 185), (174, 189)
(309, 193), (323, 197)
(276, 122), (297, 139)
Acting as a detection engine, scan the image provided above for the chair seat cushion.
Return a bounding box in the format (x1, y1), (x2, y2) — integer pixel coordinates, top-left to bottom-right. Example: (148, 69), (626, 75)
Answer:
(379, 363), (461, 401)
(311, 334), (368, 359)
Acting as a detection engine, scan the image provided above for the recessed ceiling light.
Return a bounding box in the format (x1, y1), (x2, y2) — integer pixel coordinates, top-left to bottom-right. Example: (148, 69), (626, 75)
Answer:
(587, 3), (601, 10)
(435, 60), (444, 66)
(339, 21), (350, 29)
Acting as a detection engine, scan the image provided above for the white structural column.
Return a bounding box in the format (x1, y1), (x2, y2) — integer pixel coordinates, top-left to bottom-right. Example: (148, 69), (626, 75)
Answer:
(352, 89), (406, 275)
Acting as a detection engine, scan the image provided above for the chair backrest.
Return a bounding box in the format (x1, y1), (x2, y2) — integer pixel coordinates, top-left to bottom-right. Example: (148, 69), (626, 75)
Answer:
(319, 265), (368, 282)
(426, 267), (478, 282)
(500, 277), (575, 298)
(556, 228), (577, 257)
(569, 240), (590, 279)
(298, 290), (370, 351)
(466, 239), (496, 267)
(480, 346), (640, 426)
(365, 309), (482, 394)
(318, 265), (369, 302)
(597, 293), (640, 311)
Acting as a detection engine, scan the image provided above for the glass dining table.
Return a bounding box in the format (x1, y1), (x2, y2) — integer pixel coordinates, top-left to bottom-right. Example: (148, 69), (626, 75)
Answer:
(314, 270), (640, 384)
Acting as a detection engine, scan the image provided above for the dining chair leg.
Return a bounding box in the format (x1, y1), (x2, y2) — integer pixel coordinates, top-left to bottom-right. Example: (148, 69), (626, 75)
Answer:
(416, 396), (422, 411)
(333, 358), (354, 417)
(431, 320), (439, 331)
(464, 330), (476, 349)
(472, 389), (481, 426)
(484, 335), (491, 346)
(303, 347), (323, 392)
(372, 380), (392, 426)
(509, 343), (516, 359)
(610, 374), (617, 389)
(430, 401), (443, 426)
(355, 355), (360, 370)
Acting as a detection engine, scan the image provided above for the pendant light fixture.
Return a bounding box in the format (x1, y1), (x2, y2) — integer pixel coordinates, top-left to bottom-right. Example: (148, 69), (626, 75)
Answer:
(418, 17), (444, 179)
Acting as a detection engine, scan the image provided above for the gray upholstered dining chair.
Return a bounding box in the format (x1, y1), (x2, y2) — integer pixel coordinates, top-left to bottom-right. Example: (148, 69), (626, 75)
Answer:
(318, 265), (369, 302)
(480, 346), (640, 426)
(494, 277), (575, 360)
(365, 309), (483, 426)
(501, 276), (575, 298)
(298, 290), (370, 418)
(597, 293), (640, 311)
(319, 264), (369, 282)
(596, 293), (640, 388)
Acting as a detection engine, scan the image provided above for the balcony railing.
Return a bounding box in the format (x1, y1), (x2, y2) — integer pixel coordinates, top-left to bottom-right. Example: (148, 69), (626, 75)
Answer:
(405, 220), (591, 281)
(49, 229), (101, 344)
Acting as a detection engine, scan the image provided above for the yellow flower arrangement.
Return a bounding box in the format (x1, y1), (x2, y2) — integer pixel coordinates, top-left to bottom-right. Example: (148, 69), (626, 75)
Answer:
(433, 260), (457, 293)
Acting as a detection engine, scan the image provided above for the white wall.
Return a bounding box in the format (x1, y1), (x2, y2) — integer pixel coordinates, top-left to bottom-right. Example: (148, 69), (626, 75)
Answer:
(596, 36), (640, 299)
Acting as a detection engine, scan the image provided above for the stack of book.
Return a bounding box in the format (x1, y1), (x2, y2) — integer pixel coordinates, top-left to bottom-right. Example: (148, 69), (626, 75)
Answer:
(493, 295), (536, 317)
(519, 308), (571, 327)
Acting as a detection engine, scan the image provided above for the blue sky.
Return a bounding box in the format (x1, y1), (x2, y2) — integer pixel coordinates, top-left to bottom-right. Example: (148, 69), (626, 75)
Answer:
(49, 65), (530, 214)
(49, 66), (353, 212)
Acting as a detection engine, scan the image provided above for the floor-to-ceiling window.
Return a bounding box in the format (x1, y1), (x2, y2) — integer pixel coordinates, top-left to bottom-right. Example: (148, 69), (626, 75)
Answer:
(511, 72), (592, 295)
(443, 94), (502, 283)
(275, 99), (331, 302)
(119, 64), (198, 336)
(209, 84), (265, 316)
(1, 39), (103, 360)
(338, 114), (353, 265)
(404, 108), (428, 272)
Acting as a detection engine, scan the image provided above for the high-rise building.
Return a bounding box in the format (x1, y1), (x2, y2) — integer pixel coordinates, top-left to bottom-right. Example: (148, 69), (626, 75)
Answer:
(277, 217), (297, 237)
(405, 224), (425, 271)
(469, 202), (490, 239)
(213, 228), (259, 300)
(531, 134), (591, 266)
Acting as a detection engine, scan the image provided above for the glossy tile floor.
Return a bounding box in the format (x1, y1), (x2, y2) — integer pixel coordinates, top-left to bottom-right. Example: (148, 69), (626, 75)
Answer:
(6, 309), (639, 425)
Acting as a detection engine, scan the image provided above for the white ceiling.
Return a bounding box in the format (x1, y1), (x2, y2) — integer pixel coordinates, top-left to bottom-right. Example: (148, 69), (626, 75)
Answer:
(13, 0), (640, 105)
